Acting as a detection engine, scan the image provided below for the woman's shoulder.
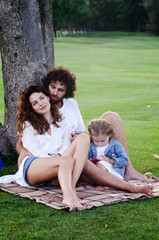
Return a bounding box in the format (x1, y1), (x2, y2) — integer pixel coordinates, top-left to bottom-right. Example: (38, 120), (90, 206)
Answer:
(22, 121), (35, 133)
(24, 121), (31, 127)
(21, 121), (38, 139)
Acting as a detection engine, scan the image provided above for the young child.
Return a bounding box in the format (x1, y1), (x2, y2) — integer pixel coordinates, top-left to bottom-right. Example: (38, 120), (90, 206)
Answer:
(88, 119), (128, 179)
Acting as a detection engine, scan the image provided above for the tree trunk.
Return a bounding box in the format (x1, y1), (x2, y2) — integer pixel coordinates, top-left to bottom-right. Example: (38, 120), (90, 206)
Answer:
(0, 0), (54, 153)
(67, 23), (71, 37)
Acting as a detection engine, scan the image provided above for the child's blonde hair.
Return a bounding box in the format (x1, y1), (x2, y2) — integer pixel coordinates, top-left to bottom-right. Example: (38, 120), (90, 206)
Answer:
(88, 119), (115, 142)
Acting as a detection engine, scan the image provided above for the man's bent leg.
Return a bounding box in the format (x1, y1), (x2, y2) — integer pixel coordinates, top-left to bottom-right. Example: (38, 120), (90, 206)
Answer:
(83, 160), (130, 190)
(100, 111), (129, 156)
(83, 160), (152, 195)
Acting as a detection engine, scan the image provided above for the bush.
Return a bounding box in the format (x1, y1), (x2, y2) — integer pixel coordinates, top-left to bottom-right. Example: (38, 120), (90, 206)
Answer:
(0, 143), (18, 166)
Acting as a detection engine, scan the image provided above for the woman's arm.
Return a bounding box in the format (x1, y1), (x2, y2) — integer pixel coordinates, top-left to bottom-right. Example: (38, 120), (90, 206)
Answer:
(16, 137), (33, 167)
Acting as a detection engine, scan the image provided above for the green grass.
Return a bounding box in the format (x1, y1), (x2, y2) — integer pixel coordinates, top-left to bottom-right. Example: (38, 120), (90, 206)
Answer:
(1, 32), (159, 239)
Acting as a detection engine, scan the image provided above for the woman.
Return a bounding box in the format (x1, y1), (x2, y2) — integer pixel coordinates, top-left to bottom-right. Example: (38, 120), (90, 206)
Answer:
(16, 85), (90, 211)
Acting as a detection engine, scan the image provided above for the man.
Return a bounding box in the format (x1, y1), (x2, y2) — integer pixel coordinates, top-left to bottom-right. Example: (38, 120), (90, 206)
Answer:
(16, 66), (149, 183)
(42, 66), (85, 141)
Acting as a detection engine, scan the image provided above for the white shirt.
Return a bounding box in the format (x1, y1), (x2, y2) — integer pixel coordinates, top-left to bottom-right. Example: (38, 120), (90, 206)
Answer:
(22, 120), (71, 157)
(59, 98), (86, 134)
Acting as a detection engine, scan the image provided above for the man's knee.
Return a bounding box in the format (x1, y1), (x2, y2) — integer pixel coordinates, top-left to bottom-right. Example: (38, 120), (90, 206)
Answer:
(100, 111), (122, 124)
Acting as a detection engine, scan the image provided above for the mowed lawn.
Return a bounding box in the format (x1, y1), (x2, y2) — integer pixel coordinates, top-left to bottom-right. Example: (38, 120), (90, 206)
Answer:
(0, 32), (159, 239)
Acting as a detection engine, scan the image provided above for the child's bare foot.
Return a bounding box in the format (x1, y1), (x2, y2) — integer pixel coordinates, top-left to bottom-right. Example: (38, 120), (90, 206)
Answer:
(95, 185), (105, 190)
(95, 185), (110, 190)
(131, 183), (153, 196)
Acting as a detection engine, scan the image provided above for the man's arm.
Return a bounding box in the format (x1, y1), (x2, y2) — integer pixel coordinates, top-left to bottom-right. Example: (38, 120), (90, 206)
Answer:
(16, 137), (33, 168)
(70, 100), (86, 142)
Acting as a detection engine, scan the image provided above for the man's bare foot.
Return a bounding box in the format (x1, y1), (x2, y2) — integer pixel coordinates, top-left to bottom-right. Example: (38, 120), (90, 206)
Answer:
(130, 183), (153, 196)
(124, 168), (150, 183)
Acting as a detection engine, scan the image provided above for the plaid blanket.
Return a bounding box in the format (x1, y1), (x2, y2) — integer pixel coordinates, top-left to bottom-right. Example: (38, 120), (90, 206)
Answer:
(1, 180), (159, 210)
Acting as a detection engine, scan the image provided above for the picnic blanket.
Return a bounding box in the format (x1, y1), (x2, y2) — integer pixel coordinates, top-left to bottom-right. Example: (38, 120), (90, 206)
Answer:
(1, 179), (159, 210)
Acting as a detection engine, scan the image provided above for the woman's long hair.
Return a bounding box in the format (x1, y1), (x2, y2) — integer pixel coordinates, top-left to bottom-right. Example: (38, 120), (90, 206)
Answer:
(16, 85), (62, 136)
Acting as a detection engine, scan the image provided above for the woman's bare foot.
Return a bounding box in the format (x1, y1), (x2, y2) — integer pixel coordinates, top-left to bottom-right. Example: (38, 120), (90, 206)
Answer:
(72, 188), (81, 201)
(62, 192), (84, 210)
(130, 183), (153, 196)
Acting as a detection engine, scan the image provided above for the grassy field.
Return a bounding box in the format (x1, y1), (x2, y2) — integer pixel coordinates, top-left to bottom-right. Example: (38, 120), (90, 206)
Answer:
(0, 32), (159, 239)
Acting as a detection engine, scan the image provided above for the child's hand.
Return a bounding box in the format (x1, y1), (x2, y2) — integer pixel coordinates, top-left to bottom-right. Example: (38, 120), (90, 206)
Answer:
(102, 155), (115, 164)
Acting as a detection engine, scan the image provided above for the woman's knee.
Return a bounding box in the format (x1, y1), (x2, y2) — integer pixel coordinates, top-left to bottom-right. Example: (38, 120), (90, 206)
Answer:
(62, 156), (75, 167)
(77, 133), (90, 144)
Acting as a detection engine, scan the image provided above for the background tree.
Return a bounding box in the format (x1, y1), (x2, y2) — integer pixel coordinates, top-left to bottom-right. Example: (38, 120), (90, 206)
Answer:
(122, 0), (148, 32)
(88, 0), (148, 32)
(52, 0), (89, 36)
(0, 0), (54, 153)
(52, 0), (156, 33)
(144, 0), (159, 35)
(89, 0), (124, 31)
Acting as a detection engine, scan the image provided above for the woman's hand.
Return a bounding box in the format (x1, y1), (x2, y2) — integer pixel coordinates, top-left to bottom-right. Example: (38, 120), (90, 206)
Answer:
(18, 149), (33, 168)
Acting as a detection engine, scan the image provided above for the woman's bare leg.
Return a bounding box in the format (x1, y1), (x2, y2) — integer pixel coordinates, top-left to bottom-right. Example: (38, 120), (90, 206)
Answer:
(26, 156), (83, 209)
(99, 111), (149, 182)
(62, 133), (90, 190)
(26, 156), (61, 185)
(57, 157), (84, 209)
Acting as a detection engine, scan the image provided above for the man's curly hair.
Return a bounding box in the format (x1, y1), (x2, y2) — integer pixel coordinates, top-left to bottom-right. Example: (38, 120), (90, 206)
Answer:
(42, 66), (77, 98)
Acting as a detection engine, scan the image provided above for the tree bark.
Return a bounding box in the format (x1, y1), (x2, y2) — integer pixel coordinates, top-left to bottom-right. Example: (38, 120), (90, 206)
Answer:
(0, 0), (54, 153)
